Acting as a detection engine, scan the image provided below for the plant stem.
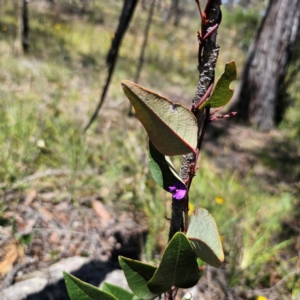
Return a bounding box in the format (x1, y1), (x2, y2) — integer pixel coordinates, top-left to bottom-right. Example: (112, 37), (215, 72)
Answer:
(168, 0), (222, 240)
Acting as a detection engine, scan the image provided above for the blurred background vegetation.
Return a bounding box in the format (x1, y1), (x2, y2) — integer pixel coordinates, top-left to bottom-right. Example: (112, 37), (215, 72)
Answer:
(0, 0), (299, 296)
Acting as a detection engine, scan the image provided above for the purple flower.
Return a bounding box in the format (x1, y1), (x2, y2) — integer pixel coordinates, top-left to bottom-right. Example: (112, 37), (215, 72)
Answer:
(169, 181), (187, 200)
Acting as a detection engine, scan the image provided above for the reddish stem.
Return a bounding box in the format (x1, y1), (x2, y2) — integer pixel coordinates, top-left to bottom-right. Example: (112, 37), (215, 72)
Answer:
(202, 23), (219, 40)
(210, 111), (237, 122)
(193, 83), (214, 111)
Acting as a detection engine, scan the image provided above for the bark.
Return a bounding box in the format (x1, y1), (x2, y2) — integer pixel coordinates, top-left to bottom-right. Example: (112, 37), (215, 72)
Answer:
(275, 37), (300, 123)
(105, 0), (138, 68)
(232, 0), (300, 131)
(20, 0), (29, 53)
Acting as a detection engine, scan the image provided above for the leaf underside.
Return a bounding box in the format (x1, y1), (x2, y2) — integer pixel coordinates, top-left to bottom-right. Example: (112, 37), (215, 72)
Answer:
(121, 80), (198, 156)
(186, 208), (224, 268)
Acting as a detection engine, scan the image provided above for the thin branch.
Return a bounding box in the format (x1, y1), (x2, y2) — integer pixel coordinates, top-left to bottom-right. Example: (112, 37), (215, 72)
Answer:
(84, 0), (138, 132)
(134, 0), (156, 83)
(129, 0), (156, 116)
(0, 257), (36, 291)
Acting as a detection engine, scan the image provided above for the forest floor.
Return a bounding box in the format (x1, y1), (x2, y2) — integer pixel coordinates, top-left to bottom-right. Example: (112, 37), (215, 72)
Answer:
(1, 117), (299, 299)
(0, 1), (300, 299)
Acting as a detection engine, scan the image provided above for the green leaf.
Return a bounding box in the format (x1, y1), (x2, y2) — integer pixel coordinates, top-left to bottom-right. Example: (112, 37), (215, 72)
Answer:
(148, 140), (184, 192)
(121, 80), (197, 156)
(101, 282), (133, 300)
(186, 208), (224, 268)
(63, 271), (117, 300)
(119, 256), (158, 300)
(199, 61), (237, 110)
(147, 232), (200, 294)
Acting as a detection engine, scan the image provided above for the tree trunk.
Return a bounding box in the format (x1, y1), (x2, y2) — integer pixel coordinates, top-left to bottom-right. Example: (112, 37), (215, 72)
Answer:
(232, 0), (300, 131)
(21, 0), (29, 53)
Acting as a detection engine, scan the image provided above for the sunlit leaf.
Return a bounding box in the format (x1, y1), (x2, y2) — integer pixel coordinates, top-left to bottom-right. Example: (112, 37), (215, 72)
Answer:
(119, 256), (158, 300)
(102, 282), (134, 300)
(121, 80), (197, 155)
(148, 140), (184, 192)
(199, 61), (237, 109)
(186, 208), (224, 268)
(63, 271), (117, 300)
(147, 232), (200, 294)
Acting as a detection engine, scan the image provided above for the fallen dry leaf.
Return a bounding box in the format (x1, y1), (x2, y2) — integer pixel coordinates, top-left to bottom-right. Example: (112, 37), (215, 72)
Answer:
(0, 239), (24, 276)
(92, 200), (111, 227)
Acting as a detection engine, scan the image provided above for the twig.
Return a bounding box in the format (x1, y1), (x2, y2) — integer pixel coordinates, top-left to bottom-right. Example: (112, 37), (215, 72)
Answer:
(0, 263), (23, 291)
(0, 257), (36, 291)
(134, 0), (156, 84)
(129, 0), (156, 116)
